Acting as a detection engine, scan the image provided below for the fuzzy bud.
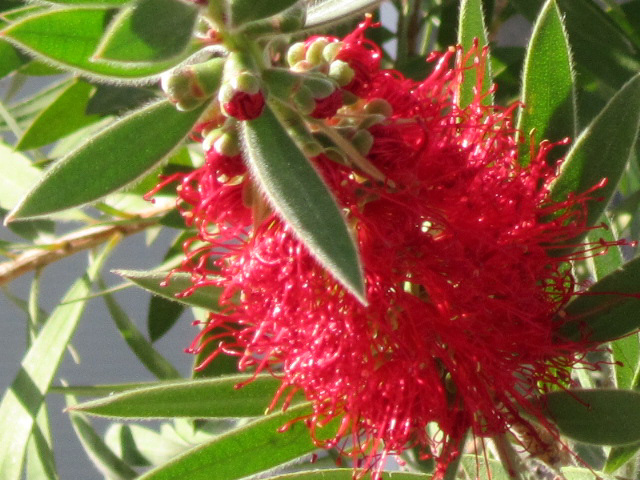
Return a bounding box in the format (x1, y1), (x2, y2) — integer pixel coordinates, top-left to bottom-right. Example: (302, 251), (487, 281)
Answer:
(305, 38), (329, 65)
(322, 41), (343, 62)
(351, 129), (374, 156)
(328, 60), (355, 87)
(287, 42), (306, 67)
(293, 86), (315, 115)
(363, 98), (393, 117)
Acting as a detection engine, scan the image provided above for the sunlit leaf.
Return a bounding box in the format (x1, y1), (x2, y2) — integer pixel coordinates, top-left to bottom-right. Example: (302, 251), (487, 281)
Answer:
(8, 100), (205, 220)
(0, 243), (113, 480)
(72, 374), (293, 419)
(304, 0), (383, 30)
(517, 0), (576, 165)
(242, 106), (365, 304)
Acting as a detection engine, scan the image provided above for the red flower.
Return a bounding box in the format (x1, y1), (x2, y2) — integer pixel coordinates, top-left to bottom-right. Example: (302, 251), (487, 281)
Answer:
(165, 22), (626, 480)
(223, 91), (265, 120)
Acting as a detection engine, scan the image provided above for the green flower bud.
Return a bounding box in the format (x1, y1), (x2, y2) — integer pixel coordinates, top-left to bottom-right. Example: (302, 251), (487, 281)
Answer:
(364, 98), (393, 117)
(328, 60), (355, 87)
(305, 38), (329, 65)
(303, 74), (336, 99)
(351, 129), (375, 156)
(322, 42), (343, 62)
(287, 42), (306, 67)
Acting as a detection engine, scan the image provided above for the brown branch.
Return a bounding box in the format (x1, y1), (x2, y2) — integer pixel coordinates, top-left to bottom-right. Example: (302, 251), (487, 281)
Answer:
(0, 207), (171, 287)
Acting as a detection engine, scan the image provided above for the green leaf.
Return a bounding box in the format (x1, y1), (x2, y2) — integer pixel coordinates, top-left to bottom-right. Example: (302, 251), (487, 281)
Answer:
(304, 0), (383, 30)
(138, 403), (329, 480)
(558, 256), (640, 342)
(229, 0), (299, 27)
(65, 394), (138, 480)
(0, 40), (26, 77)
(50, 382), (151, 396)
(555, 0), (640, 91)
(16, 79), (102, 151)
(0, 243), (113, 480)
(72, 374), (295, 419)
(94, 0), (197, 63)
(543, 389), (640, 445)
(86, 84), (156, 116)
(457, 0), (493, 108)
(105, 423), (192, 467)
(585, 215), (623, 282)
(550, 73), (640, 233)
(2, 8), (190, 82)
(605, 441), (640, 474)
(25, 406), (57, 480)
(516, 0), (576, 166)
(242, 106), (365, 303)
(8, 100), (205, 220)
(41, 0), (132, 5)
(116, 270), (223, 310)
(562, 467), (614, 480)
(100, 279), (182, 380)
(263, 471), (431, 480)
(148, 296), (184, 342)
(0, 143), (41, 211)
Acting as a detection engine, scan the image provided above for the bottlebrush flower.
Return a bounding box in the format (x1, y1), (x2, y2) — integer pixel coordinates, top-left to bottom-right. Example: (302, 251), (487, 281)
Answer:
(162, 21), (625, 480)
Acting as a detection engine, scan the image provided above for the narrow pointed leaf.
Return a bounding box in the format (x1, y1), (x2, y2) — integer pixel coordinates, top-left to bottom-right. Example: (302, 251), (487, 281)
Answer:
(94, 0), (198, 63)
(550, 73), (640, 232)
(304, 0), (383, 30)
(8, 100), (204, 220)
(72, 374), (294, 419)
(17, 79), (102, 151)
(66, 394), (137, 480)
(229, 0), (300, 27)
(101, 280), (181, 380)
(605, 442), (640, 474)
(242, 106), (365, 303)
(0, 244), (113, 480)
(25, 406), (57, 480)
(543, 389), (640, 445)
(457, 0), (492, 108)
(1, 8), (189, 82)
(116, 270), (223, 310)
(516, 0), (576, 165)
(264, 471), (430, 480)
(555, 0), (640, 90)
(0, 143), (41, 211)
(138, 403), (329, 480)
(148, 296), (184, 342)
(558, 256), (640, 342)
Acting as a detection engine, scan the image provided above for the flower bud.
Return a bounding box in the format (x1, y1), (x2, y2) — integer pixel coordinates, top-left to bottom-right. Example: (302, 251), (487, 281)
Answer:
(160, 58), (225, 111)
(328, 60), (355, 87)
(351, 129), (374, 156)
(202, 125), (241, 157)
(305, 38), (329, 66)
(363, 98), (393, 117)
(322, 41), (343, 62)
(287, 42), (306, 67)
(220, 53), (265, 120)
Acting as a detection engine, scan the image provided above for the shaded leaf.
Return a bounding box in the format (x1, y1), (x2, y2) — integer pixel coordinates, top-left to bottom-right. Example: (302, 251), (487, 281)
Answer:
(86, 84), (156, 116)
(543, 389), (640, 445)
(101, 279), (181, 380)
(550, 73), (640, 233)
(94, 0), (198, 63)
(148, 295), (184, 343)
(230, 0), (300, 27)
(72, 374), (294, 419)
(65, 393), (137, 480)
(516, 0), (576, 165)
(16, 79), (102, 151)
(242, 106), (365, 303)
(8, 100), (205, 220)
(605, 441), (640, 474)
(558, 255), (640, 342)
